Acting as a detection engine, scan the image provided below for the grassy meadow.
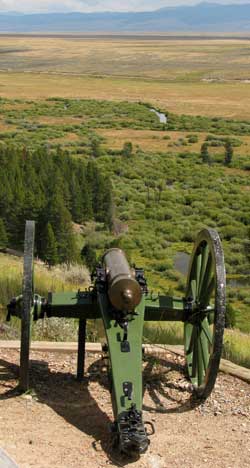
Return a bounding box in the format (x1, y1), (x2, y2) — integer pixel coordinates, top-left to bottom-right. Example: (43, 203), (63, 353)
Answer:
(0, 35), (250, 118)
(0, 34), (249, 367)
(0, 252), (90, 341)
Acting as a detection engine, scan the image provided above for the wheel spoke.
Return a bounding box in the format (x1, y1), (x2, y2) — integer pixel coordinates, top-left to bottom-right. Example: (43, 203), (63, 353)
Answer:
(191, 327), (198, 379)
(208, 310), (215, 325)
(201, 318), (213, 345)
(199, 253), (212, 296)
(195, 253), (202, 298)
(197, 333), (205, 386)
(198, 244), (209, 299)
(191, 279), (196, 301)
(200, 276), (215, 308)
(186, 324), (195, 354)
(200, 329), (210, 370)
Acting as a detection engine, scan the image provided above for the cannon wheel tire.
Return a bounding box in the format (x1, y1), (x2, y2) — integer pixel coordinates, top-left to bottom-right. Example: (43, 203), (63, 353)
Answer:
(184, 228), (226, 400)
(20, 220), (35, 392)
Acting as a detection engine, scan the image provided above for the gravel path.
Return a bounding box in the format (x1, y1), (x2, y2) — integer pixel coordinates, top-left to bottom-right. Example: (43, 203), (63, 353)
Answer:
(0, 349), (249, 468)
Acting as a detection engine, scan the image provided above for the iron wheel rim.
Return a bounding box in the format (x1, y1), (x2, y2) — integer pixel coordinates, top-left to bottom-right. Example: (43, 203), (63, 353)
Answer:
(184, 228), (226, 399)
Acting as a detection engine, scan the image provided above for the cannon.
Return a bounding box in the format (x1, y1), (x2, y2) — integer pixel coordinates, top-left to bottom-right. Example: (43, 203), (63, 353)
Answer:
(6, 220), (226, 457)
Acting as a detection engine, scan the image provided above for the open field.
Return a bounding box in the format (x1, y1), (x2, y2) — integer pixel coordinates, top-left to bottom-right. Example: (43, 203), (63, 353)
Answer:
(98, 128), (250, 158)
(0, 72), (250, 119)
(0, 35), (250, 118)
(1, 35), (250, 81)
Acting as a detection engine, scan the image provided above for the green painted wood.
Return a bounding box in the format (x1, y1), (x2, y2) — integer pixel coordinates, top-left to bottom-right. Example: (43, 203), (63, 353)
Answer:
(77, 318), (86, 381)
(20, 220), (35, 392)
(144, 295), (185, 321)
(98, 292), (145, 418)
(197, 334), (204, 386)
(48, 292), (185, 321)
(144, 307), (185, 321)
(198, 244), (209, 297)
(48, 292), (100, 318)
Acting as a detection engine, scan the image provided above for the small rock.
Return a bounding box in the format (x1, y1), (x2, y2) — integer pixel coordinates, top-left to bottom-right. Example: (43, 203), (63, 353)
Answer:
(22, 394), (32, 400)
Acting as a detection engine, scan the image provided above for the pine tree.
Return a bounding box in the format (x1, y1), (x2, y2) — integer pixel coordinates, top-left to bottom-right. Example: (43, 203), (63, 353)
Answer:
(79, 172), (93, 221)
(81, 244), (97, 271)
(0, 170), (13, 219)
(0, 142), (113, 259)
(69, 173), (83, 223)
(42, 223), (58, 266)
(224, 140), (233, 166)
(102, 179), (113, 229)
(46, 192), (77, 264)
(0, 218), (8, 249)
(200, 143), (210, 164)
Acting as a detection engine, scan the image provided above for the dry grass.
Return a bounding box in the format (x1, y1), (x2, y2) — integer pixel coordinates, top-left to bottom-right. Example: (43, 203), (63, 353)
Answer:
(98, 128), (250, 157)
(0, 118), (15, 131)
(0, 253), (90, 308)
(1, 72), (250, 119)
(223, 329), (250, 368)
(32, 116), (85, 125)
(0, 35), (249, 118)
(1, 36), (250, 81)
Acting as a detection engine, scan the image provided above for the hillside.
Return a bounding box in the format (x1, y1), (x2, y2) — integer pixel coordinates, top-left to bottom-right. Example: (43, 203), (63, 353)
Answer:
(0, 97), (249, 336)
(1, 3), (250, 32)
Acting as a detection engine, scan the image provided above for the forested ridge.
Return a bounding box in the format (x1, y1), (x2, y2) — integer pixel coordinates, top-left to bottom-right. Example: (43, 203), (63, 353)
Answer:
(0, 144), (112, 264)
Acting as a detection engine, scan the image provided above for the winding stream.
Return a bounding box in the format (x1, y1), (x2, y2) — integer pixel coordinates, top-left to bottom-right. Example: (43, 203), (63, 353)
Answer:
(174, 252), (249, 287)
(150, 108), (167, 124)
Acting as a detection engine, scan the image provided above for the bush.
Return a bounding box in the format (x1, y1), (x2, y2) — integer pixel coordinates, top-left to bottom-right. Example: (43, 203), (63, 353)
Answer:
(187, 135), (198, 143)
(225, 304), (236, 329)
(81, 244), (97, 271)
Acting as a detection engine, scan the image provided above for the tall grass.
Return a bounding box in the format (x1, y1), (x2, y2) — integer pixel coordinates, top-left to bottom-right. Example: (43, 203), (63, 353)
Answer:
(0, 254), (90, 341)
(143, 321), (183, 345)
(223, 329), (250, 369)
(0, 255), (90, 306)
(143, 322), (250, 369)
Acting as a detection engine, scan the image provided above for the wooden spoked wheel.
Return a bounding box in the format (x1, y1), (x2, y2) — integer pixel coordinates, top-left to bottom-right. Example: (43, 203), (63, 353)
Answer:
(184, 229), (226, 399)
(20, 220), (35, 392)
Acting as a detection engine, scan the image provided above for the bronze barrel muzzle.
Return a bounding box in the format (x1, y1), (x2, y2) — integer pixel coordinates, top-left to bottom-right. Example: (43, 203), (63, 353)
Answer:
(102, 248), (142, 311)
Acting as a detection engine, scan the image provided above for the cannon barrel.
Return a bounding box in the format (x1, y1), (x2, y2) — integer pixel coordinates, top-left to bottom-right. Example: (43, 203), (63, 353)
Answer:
(102, 248), (142, 311)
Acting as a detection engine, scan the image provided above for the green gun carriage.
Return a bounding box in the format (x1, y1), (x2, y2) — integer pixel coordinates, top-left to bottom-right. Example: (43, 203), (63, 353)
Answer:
(6, 220), (226, 457)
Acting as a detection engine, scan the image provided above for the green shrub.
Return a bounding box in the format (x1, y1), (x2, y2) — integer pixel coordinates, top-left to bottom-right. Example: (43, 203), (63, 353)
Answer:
(225, 304), (236, 329)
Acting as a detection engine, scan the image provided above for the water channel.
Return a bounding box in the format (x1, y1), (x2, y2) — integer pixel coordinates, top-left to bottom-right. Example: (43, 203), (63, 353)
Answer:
(174, 252), (249, 287)
(150, 108), (167, 124)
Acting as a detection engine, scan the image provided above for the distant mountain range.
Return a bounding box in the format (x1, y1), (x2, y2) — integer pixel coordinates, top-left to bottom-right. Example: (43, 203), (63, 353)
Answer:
(0, 3), (250, 32)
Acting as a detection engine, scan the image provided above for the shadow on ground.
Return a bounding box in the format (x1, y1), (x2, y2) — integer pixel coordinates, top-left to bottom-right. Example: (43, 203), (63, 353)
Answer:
(0, 354), (202, 465)
(143, 355), (202, 414)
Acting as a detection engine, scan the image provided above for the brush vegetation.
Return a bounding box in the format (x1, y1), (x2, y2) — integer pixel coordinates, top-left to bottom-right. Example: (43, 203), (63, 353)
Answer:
(0, 98), (249, 331)
(0, 99), (249, 368)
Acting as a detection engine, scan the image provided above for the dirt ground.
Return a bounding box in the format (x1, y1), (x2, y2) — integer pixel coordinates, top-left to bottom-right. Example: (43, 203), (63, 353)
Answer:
(0, 349), (249, 468)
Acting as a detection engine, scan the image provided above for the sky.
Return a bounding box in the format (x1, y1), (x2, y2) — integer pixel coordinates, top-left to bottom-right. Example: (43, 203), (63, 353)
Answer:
(0, 0), (249, 14)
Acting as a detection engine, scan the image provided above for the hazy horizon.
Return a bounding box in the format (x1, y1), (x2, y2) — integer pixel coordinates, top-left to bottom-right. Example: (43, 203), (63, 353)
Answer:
(1, 0), (250, 14)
